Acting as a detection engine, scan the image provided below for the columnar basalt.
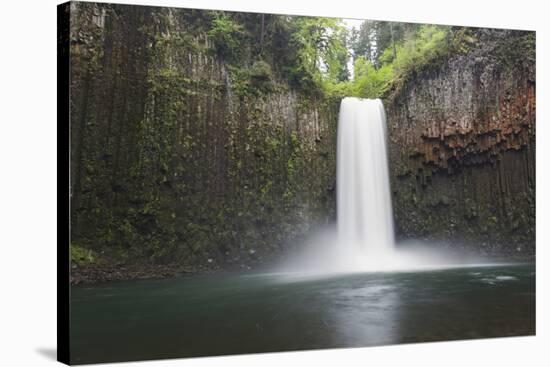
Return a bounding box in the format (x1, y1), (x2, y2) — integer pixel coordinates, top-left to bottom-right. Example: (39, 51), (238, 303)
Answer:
(69, 2), (338, 271)
(385, 29), (535, 256)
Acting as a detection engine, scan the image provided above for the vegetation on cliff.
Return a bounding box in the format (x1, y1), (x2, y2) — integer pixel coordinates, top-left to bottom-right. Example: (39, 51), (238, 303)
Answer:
(68, 2), (535, 281)
(69, 3), (342, 276)
(385, 29), (536, 255)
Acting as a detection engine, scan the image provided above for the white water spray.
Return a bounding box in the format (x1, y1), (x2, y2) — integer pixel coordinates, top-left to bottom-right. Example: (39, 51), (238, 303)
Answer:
(277, 98), (491, 276)
(337, 97), (395, 257)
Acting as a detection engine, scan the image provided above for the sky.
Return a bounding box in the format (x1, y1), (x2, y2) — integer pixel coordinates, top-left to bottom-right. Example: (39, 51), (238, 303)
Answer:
(342, 18), (365, 31)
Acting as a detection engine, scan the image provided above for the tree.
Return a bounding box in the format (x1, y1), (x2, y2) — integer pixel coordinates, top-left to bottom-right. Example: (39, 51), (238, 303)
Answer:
(287, 17), (350, 89)
(351, 20), (420, 68)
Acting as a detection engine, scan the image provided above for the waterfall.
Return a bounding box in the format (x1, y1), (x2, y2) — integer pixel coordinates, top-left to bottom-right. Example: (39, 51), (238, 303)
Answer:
(337, 97), (395, 257)
(280, 97), (455, 274)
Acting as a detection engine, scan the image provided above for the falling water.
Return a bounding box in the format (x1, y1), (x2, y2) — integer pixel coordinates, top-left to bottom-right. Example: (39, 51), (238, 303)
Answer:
(337, 97), (395, 257)
(279, 97), (481, 274)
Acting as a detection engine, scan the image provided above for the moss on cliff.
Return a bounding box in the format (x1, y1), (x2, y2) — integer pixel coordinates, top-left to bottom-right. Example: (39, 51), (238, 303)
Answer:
(69, 3), (338, 271)
(385, 28), (535, 256)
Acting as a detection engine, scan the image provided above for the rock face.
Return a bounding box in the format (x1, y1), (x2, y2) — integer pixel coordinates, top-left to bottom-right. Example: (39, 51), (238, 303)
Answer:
(69, 3), (337, 268)
(68, 1), (535, 271)
(385, 29), (535, 256)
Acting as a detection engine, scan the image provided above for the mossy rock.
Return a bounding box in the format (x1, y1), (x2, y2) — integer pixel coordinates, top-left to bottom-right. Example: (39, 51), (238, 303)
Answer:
(70, 243), (96, 266)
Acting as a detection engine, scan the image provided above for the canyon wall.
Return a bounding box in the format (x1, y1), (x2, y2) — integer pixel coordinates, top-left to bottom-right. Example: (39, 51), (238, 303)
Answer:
(385, 29), (535, 256)
(68, 1), (536, 273)
(68, 3), (337, 269)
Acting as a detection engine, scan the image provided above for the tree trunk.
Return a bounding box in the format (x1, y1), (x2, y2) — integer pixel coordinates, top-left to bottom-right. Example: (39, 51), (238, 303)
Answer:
(390, 23), (396, 59)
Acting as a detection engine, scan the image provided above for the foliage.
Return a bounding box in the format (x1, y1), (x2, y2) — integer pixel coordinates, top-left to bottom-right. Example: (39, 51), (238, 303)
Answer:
(249, 60), (274, 92)
(316, 24), (457, 99)
(208, 13), (245, 60)
(383, 25), (450, 75)
(350, 21), (418, 68)
(71, 242), (95, 266)
(227, 61), (274, 99)
(285, 17), (349, 91)
(204, 13), (456, 100)
(350, 57), (394, 98)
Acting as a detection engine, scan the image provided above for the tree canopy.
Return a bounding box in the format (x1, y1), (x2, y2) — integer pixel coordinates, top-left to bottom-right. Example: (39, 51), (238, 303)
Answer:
(201, 12), (473, 100)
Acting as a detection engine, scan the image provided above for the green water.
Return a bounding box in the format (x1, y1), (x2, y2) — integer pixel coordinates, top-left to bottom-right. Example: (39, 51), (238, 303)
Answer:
(70, 263), (535, 364)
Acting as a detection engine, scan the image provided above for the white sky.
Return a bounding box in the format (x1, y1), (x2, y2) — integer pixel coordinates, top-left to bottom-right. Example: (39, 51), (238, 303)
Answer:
(342, 18), (365, 31)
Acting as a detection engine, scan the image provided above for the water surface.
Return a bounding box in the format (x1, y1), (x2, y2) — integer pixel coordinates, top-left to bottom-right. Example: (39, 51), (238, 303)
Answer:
(71, 263), (535, 364)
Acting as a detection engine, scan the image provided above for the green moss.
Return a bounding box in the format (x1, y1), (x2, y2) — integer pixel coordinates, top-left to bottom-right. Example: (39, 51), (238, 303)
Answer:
(70, 3), (339, 269)
(227, 61), (275, 99)
(70, 243), (95, 266)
